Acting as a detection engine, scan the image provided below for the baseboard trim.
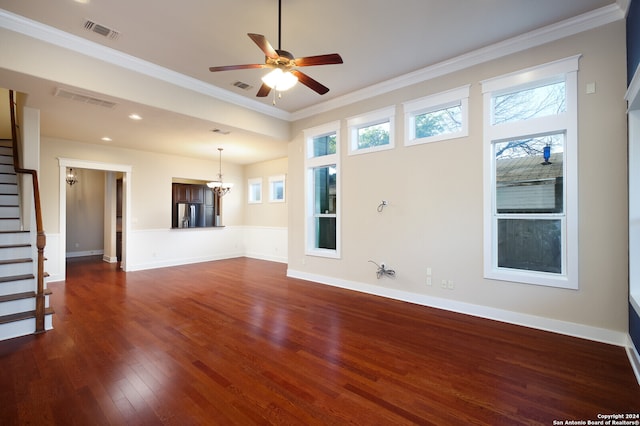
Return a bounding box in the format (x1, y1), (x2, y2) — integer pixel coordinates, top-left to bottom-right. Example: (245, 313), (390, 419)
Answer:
(627, 338), (640, 386)
(244, 253), (287, 264)
(127, 252), (244, 272)
(66, 250), (104, 259)
(287, 268), (628, 348)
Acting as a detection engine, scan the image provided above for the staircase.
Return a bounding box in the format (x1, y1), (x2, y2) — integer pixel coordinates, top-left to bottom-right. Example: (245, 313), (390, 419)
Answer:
(0, 139), (53, 340)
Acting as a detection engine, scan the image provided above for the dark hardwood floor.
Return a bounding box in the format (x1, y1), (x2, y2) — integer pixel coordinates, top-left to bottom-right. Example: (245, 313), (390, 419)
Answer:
(0, 257), (638, 425)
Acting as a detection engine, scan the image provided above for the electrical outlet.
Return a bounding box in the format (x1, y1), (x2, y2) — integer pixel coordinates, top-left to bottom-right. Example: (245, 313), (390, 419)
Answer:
(426, 276), (432, 286)
(441, 279), (447, 289)
(447, 280), (454, 290)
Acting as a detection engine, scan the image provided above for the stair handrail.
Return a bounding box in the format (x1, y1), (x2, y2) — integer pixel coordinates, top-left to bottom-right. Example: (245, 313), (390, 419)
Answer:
(8, 90), (47, 333)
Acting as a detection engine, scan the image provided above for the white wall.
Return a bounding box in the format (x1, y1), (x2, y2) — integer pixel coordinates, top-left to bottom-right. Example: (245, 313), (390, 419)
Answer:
(288, 21), (629, 345)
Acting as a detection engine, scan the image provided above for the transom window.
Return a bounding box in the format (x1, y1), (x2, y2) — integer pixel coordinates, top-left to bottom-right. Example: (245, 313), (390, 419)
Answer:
(404, 85), (470, 146)
(347, 106), (395, 155)
(482, 56), (579, 289)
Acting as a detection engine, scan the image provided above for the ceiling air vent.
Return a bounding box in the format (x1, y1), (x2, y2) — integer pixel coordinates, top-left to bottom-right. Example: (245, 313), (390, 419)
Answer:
(54, 88), (118, 109)
(233, 81), (253, 91)
(84, 19), (120, 40)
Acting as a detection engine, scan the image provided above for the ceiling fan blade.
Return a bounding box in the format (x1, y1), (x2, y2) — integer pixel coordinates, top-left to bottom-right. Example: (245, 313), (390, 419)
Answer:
(290, 70), (330, 95)
(248, 33), (279, 59)
(256, 83), (272, 98)
(294, 53), (343, 67)
(209, 64), (271, 72)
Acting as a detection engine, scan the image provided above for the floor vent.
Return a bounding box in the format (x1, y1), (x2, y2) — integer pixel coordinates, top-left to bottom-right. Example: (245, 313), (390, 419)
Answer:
(84, 19), (120, 40)
(54, 88), (118, 109)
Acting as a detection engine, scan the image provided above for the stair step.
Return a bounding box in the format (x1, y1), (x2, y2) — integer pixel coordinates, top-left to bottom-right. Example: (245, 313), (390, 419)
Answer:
(0, 289), (52, 303)
(0, 209), (20, 220)
(0, 274), (34, 284)
(0, 243), (30, 249)
(0, 218), (21, 232)
(0, 307), (54, 325)
(0, 291), (35, 303)
(0, 174), (17, 184)
(0, 258), (32, 265)
(0, 231), (30, 246)
(0, 165), (15, 175)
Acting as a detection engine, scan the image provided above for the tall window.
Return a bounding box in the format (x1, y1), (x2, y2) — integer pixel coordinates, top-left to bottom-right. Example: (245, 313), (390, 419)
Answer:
(482, 56), (579, 289)
(248, 178), (262, 204)
(304, 121), (340, 258)
(268, 175), (286, 203)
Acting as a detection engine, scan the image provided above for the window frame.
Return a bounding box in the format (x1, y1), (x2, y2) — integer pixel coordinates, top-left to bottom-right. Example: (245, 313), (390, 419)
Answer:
(404, 85), (470, 146)
(481, 55), (580, 289)
(247, 177), (262, 204)
(268, 174), (286, 203)
(347, 106), (395, 156)
(304, 121), (341, 258)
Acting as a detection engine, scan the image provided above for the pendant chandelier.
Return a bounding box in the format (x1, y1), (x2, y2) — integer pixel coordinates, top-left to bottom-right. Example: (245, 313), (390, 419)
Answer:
(207, 148), (233, 196)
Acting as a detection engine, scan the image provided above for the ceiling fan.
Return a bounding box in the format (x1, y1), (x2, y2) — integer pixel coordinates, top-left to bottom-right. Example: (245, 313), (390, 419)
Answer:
(208, 0), (343, 99)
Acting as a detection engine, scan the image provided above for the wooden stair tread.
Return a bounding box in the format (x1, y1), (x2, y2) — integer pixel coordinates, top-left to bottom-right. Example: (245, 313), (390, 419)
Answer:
(0, 244), (30, 249)
(0, 307), (54, 325)
(0, 291), (34, 302)
(0, 258), (32, 265)
(0, 274), (34, 283)
(0, 289), (52, 303)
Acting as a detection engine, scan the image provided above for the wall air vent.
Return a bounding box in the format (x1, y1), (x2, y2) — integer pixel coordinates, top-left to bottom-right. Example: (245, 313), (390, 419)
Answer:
(233, 81), (253, 91)
(84, 19), (120, 40)
(54, 88), (118, 109)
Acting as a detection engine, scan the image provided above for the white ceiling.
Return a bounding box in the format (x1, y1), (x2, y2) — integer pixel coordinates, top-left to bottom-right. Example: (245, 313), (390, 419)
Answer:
(0, 0), (620, 164)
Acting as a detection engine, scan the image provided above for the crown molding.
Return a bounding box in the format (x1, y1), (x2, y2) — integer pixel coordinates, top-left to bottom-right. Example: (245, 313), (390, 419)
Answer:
(291, 3), (625, 121)
(0, 4), (625, 124)
(0, 8), (292, 122)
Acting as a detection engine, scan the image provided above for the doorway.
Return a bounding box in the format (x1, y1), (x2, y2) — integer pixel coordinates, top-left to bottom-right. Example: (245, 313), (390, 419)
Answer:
(58, 158), (132, 281)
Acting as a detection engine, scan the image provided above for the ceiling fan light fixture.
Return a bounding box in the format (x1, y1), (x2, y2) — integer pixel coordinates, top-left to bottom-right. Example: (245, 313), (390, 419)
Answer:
(261, 68), (298, 91)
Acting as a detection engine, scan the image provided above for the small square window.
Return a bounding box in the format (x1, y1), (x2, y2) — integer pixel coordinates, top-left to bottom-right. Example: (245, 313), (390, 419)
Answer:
(269, 175), (286, 203)
(248, 178), (262, 204)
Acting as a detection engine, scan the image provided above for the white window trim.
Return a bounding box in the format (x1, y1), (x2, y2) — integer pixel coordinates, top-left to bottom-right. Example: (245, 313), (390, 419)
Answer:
(247, 177), (262, 204)
(347, 106), (395, 156)
(268, 174), (286, 203)
(304, 121), (341, 258)
(404, 85), (470, 146)
(481, 55), (580, 289)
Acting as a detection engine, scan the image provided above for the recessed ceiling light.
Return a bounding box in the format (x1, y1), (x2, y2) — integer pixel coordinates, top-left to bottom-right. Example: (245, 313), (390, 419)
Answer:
(101, 137), (112, 142)
(128, 113), (142, 120)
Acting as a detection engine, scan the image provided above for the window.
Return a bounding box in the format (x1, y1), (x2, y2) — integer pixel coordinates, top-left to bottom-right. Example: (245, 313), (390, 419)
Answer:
(248, 178), (262, 204)
(304, 121), (340, 258)
(482, 56), (579, 289)
(404, 85), (470, 146)
(269, 175), (286, 202)
(347, 106), (395, 155)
